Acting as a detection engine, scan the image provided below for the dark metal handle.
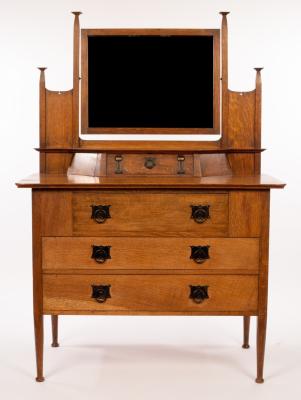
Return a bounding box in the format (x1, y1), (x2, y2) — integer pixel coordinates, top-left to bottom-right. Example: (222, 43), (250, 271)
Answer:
(190, 246), (210, 264)
(144, 157), (156, 169)
(91, 245), (111, 264)
(189, 285), (209, 304)
(191, 205), (210, 224)
(91, 285), (111, 303)
(115, 155), (123, 174)
(177, 155), (185, 174)
(91, 205), (111, 224)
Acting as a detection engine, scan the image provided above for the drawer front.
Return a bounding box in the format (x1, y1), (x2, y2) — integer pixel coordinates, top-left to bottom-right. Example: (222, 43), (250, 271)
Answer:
(43, 237), (259, 271)
(73, 192), (228, 236)
(43, 274), (258, 313)
(106, 154), (194, 176)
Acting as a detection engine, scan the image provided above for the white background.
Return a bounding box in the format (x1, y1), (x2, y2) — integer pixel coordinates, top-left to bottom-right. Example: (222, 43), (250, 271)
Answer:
(0, 0), (300, 399)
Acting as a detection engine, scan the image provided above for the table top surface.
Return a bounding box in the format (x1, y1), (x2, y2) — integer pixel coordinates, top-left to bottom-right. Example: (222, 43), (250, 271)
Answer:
(16, 173), (286, 189)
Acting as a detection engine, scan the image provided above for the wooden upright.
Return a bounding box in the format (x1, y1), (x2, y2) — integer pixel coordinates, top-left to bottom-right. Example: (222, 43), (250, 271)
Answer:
(16, 11), (285, 384)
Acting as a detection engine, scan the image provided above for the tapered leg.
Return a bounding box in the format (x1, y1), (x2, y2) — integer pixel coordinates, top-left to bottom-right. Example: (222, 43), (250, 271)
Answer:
(256, 314), (267, 383)
(51, 315), (59, 347)
(242, 316), (250, 349)
(34, 313), (44, 382)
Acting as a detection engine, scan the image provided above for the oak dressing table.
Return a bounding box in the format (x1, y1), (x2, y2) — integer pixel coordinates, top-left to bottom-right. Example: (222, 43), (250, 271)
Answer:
(16, 11), (285, 383)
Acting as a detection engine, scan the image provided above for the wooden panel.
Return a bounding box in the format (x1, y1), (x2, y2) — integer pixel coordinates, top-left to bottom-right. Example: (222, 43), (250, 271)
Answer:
(45, 90), (73, 147)
(229, 191), (262, 237)
(227, 154), (255, 176)
(73, 192), (228, 236)
(227, 90), (256, 148)
(199, 154), (232, 177)
(43, 237), (259, 271)
(45, 154), (73, 174)
(106, 154), (193, 176)
(39, 191), (72, 236)
(43, 274), (258, 313)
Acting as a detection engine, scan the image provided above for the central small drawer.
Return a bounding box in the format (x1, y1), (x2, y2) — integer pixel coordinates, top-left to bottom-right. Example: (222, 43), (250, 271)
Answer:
(72, 191), (228, 236)
(43, 274), (258, 313)
(42, 237), (259, 271)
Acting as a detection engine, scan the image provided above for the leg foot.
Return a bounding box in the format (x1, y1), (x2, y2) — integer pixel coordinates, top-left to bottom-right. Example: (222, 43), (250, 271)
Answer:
(51, 315), (59, 347)
(34, 313), (44, 383)
(242, 316), (250, 349)
(256, 314), (267, 384)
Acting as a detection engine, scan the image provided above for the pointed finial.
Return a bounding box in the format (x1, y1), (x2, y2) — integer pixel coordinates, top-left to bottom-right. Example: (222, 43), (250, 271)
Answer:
(72, 11), (82, 16)
(219, 11), (230, 16)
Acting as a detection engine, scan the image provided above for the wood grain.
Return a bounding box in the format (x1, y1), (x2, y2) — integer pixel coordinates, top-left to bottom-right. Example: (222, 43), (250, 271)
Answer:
(42, 237), (259, 271)
(32, 191), (44, 382)
(220, 12), (229, 147)
(39, 191), (72, 236)
(72, 12), (81, 147)
(199, 154), (232, 177)
(38, 68), (46, 173)
(254, 68), (263, 174)
(229, 191), (262, 237)
(256, 190), (270, 383)
(73, 191), (228, 236)
(43, 274), (258, 313)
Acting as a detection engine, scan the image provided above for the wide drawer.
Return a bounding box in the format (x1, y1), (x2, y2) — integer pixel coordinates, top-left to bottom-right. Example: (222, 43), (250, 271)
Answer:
(43, 274), (258, 313)
(73, 191), (228, 236)
(42, 237), (259, 271)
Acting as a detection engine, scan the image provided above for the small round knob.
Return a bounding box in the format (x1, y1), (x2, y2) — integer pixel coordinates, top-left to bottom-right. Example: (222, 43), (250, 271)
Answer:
(191, 205), (210, 224)
(144, 157), (156, 169)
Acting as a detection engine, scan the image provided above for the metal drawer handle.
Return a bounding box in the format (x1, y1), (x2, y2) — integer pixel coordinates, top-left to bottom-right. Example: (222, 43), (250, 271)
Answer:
(91, 205), (111, 224)
(190, 245), (210, 264)
(191, 205), (210, 224)
(91, 245), (111, 264)
(144, 157), (156, 169)
(91, 285), (111, 303)
(189, 285), (209, 304)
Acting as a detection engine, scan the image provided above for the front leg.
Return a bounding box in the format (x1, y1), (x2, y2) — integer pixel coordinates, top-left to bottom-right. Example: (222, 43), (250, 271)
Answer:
(256, 314), (267, 383)
(34, 313), (44, 382)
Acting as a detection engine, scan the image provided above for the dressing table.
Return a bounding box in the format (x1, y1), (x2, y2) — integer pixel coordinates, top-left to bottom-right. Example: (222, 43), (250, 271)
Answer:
(16, 11), (285, 383)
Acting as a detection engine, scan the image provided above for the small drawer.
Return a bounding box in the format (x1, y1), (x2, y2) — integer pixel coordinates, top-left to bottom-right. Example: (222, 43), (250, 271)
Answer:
(42, 237), (259, 271)
(43, 274), (258, 313)
(106, 154), (194, 176)
(73, 191), (228, 237)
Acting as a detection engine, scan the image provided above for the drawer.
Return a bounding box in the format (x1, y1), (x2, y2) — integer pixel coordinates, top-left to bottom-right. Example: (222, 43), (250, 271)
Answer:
(106, 154), (194, 176)
(43, 274), (258, 313)
(73, 191), (228, 236)
(43, 237), (259, 271)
